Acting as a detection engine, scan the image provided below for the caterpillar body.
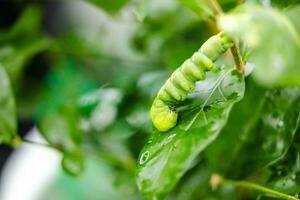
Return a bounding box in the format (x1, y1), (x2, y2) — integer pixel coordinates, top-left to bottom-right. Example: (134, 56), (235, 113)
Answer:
(150, 33), (233, 132)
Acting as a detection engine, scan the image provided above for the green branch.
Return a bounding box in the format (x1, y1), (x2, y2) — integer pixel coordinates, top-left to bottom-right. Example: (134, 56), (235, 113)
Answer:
(210, 174), (299, 200)
(208, 0), (245, 74)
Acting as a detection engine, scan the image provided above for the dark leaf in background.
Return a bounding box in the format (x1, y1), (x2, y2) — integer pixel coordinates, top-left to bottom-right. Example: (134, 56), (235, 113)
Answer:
(269, 157), (300, 196)
(136, 68), (245, 199)
(7, 5), (42, 39)
(266, 130), (300, 196)
(207, 79), (300, 179)
(0, 37), (51, 85)
(169, 162), (238, 200)
(0, 5), (51, 85)
(271, 0), (300, 8)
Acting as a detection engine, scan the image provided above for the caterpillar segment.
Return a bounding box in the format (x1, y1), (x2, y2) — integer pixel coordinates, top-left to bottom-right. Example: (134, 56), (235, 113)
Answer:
(150, 33), (233, 132)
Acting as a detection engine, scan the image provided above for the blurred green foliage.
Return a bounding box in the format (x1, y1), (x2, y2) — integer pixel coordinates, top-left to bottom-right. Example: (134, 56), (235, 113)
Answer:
(207, 80), (300, 179)
(0, 0), (299, 200)
(0, 65), (16, 144)
(0, 5), (50, 86)
(87, 0), (129, 14)
(218, 4), (300, 86)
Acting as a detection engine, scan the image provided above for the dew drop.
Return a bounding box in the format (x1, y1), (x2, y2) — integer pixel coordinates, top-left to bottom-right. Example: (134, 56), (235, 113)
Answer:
(139, 151), (149, 165)
(146, 139), (153, 145)
(61, 154), (84, 176)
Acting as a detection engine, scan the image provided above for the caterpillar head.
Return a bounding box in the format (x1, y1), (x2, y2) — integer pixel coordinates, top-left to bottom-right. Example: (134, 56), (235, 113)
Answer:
(200, 32), (233, 61)
(150, 99), (178, 132)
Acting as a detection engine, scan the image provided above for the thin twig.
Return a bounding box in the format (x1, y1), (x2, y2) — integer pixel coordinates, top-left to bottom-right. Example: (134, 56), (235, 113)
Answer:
(210, 174), (299, 200)
(209, 0), (224, 16)
(208, 0), (245, 74)
(230, 41), (244, 74)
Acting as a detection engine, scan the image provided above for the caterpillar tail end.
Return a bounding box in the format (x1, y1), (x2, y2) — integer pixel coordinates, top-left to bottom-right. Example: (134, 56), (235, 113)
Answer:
(150, 99), (178, 132)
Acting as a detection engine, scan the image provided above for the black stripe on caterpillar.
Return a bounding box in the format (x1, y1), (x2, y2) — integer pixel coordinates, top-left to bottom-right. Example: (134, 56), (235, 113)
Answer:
(150, 32), (233, 132)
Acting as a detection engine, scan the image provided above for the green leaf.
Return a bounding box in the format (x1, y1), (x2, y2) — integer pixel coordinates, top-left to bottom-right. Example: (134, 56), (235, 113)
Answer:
(136, 68), (245, 199)
(218, 4), (300, 86)
(62, 152), (85, 176)
(0, 37), (51, 84)
(0, 5), (51, 84)
(178, 0), (214, 20)
(92, 122), (135, 168)
(0, 65), (16, 144)
(266, 130), (300, 195)
(36, 61), (98, 175)
(169, 162), (238, 200)
(87, 0), (128, 14)
(9, 5), (42, 39)
(0, 5), (42, 43)
(38, 105), (84, 176)
(38, 106), (83, 153)
(206, 80), (300, 179)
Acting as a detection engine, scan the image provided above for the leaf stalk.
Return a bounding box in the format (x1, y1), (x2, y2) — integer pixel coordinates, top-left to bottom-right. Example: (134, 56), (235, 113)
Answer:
(210, 174), (299, 200)
(208, 0), (245, 74)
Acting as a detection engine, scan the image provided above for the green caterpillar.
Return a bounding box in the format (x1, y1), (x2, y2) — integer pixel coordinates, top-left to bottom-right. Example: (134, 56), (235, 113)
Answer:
(150, 32), (233, 132)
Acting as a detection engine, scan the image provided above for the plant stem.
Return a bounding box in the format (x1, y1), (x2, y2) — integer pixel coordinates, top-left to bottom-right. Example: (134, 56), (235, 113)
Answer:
(209, 0), (224, 16)
(210, 174), (299, 200)
(208, 0), (245, 74)
(230, 42), (244, 74)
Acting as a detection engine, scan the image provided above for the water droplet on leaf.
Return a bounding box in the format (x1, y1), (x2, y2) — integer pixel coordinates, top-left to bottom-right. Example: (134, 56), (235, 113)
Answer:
(61, 153), (84, 176)
(139, 151), (149, 165)
(146, 139), (153, 145)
